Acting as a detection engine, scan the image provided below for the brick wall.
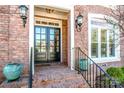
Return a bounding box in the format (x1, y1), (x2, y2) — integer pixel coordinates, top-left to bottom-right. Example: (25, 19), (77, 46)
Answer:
(8, 5), (29, 74)
(0, 5), (10, 83)
(0, 5), (29, 80)
(74, 5), (124, 68)
(0, 6), (10, 64)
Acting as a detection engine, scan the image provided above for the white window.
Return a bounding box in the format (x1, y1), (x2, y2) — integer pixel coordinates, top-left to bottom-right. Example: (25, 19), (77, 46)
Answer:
(88, 14), (120, 63)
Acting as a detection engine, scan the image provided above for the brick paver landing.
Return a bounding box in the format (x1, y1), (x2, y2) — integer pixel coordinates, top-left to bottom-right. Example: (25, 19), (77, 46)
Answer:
(33, 63), (89, 88)
(0, 63), (89, 88)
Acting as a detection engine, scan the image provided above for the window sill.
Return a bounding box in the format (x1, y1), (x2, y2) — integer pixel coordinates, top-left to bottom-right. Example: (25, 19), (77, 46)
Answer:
(92, 57), (121, 63)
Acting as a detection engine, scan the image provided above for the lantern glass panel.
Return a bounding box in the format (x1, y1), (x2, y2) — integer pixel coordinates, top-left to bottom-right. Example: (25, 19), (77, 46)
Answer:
(77, 15), (83, 26)
(19, 6), (28, 17)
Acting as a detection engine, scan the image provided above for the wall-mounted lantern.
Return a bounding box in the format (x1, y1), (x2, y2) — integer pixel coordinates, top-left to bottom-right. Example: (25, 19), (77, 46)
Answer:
(19, 5), (28, 28)
(75, 13), (83, 32)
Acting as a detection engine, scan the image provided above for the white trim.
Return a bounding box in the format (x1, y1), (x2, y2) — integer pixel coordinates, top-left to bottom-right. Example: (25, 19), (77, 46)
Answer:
(70, 7), (74, 70)
(29, 5), (35, 75)
(88, 13), (120, 63)
(92, 57), (121, 63)
(60, 22), (63, 63)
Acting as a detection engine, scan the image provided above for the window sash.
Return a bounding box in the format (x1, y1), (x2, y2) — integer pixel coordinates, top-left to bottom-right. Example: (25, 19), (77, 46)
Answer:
(91, 26), (116, 59)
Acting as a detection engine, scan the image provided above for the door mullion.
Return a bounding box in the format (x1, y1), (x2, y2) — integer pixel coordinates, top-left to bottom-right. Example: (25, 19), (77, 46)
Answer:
(47, 27), (50, 62)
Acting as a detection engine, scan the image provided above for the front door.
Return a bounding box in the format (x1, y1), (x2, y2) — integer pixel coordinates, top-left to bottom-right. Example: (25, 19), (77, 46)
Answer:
(34, 26), (60, 63)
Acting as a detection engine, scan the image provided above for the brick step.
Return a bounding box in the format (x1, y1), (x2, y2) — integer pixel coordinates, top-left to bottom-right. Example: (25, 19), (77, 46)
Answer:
(33, 64), (90, 88)
(33, 76), (88, 88)
(34, 71), (81, 81)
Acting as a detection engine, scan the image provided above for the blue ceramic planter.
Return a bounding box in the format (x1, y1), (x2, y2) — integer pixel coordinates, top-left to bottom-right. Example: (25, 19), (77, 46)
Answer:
(79, 59), (89, 71)
(3, 63), (23, 81)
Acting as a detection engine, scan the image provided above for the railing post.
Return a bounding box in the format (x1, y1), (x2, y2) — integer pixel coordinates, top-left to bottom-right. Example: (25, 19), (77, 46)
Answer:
(89, 60), (91, 87)
(93, 64), (94, 88)
(86, 56), (88, 83)
(109, 79), (111, 88)
(100, 70), (101, 88)
(104, 74), (106, 88)
(114, 81), (117, 88)
(78, 47), (80, 74)
(28, 47), (32, 88)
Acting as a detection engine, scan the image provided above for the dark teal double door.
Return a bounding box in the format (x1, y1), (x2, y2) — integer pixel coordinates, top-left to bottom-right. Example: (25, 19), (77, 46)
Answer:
(34, 26), (60, 63)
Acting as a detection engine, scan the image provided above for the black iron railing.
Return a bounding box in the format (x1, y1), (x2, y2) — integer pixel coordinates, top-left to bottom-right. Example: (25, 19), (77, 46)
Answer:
(74, 47), (122, 88)
(28, 47), (33, 88)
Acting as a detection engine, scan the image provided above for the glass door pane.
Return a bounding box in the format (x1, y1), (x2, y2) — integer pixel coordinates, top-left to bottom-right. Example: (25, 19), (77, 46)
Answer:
(48, 28), (60, 61)
(34, 26), (60, 62)
(34, 27), (47, 62)
(48, 28), (55, 61)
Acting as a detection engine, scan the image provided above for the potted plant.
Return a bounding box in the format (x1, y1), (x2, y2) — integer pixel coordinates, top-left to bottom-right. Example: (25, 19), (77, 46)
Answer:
(3, 63), (23, 81)
(79, 58), (90, 71)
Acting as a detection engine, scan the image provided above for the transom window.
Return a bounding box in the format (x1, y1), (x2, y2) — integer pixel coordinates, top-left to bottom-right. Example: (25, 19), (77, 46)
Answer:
(89, 14), (120, 62)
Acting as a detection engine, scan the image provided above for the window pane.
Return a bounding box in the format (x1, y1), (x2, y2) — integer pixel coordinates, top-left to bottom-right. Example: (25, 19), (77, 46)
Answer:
(36, 34), (40, 39)
(36, 40), (40, 47)
(50, 54), (55, 58)
(101, 29), (107, 57)
(35, 27), (40, 33)
(91, 43), (98, 58)
(50, 47), (54, 52)
(101, 29), (107, 42)
(109, 30), (115, 57)
(41, 47), (46, 52)
(41, 35), (46, 40)
(50, 29), (54, 34)
(41, 41), (46, 46)
(91, 28), (98, 58)
(55, 30), (59, 35)
(56, 47), (59, 52)
(56, 35), (59, 40)
(41, 28), (46, 33)
(109, 30), (115, 43)
(50, 41), (54, 47)
(109, 43), (115, 57)
(91, 20), (107, 27)
(101, 43), (107, 57)
(50, 35), (54, 40)
(35, 47), (40, 52)
(57, 41), (59, 46)
(91, 28), (98, 42)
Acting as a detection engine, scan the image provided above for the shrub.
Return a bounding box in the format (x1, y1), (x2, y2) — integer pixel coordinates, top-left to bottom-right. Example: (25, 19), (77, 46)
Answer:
(106, 67), (124, 83)
(121, 67), (124, 74)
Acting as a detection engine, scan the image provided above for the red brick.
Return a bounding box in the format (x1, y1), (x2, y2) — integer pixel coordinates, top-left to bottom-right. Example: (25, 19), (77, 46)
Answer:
(0, 5), (29, 75)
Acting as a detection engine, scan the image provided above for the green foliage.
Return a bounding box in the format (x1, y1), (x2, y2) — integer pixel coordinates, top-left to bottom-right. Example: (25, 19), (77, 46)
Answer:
(106, 67), (124, 83)
(106, 67), (123, 78)
(121, 67), (124, 74)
